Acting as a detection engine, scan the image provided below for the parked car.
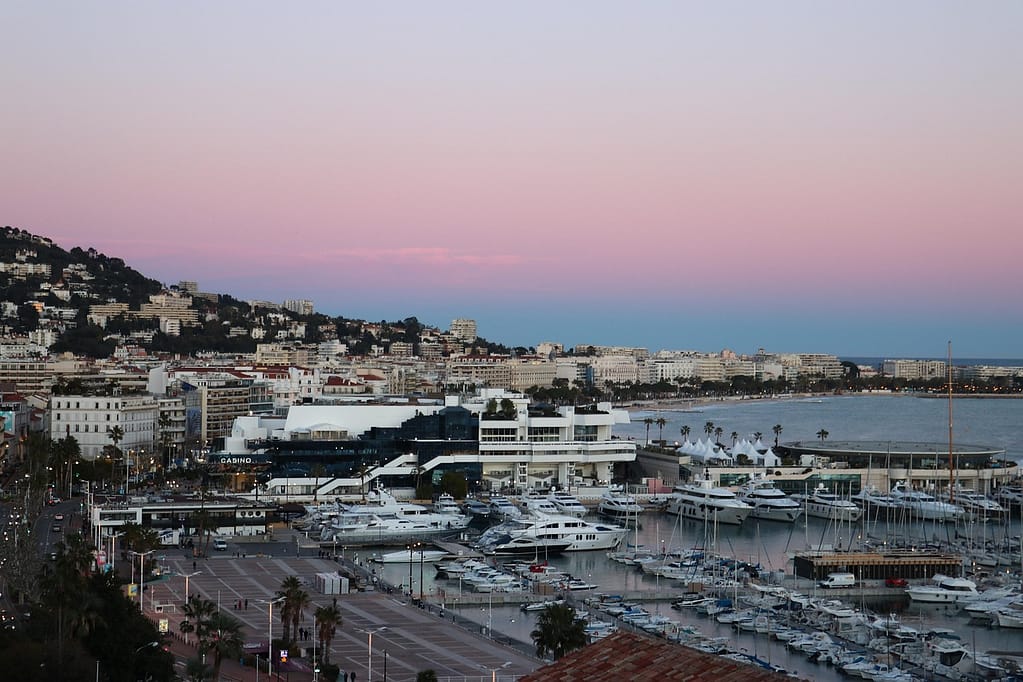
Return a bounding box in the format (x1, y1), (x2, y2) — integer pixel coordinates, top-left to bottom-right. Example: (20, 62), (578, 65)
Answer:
(212, 538), (228, 551)
(885, 577), (908, 588)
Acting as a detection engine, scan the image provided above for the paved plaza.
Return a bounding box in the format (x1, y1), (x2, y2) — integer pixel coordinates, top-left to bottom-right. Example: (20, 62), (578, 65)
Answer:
(145, 540), (540, 682)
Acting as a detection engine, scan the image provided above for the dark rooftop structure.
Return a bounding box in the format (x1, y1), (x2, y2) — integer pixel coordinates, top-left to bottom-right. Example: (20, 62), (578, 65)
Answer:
(776, 439), (1006, 470)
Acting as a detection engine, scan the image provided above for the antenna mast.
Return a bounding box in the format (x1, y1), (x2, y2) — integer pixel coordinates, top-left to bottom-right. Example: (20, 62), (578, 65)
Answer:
(948, 341), (954, 501)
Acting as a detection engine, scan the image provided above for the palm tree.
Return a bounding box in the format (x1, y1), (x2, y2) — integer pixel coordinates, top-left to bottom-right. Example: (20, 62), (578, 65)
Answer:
(184, 657), (213, 681)
(753, 431), (763, 442)
(289, 587), (310, 647)
(357, 462), (374, 500)
(108, 425), (125, 493)
(530, 603), (587, 660)
(311, 463), (326, 502)
(680, 425), (690, 442)
(772, 424), (783, 447)
(654, 416), (667, 444)
(180, 596), (218, 652)
(207, 611), (245, 681)
(703, 421), (714, 439)
(817, 429), (830, 443)
(642, 417), (654, 445)
(730, 431), (739, 447)
(277, 575), (305, 642)
(157, 411), (173, 472)
(315, 604), (343, 664)
(713, 426), (724, 446)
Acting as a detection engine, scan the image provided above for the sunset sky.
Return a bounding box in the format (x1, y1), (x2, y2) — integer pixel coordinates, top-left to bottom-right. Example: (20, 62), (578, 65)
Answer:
(4, 2), (1021, 358)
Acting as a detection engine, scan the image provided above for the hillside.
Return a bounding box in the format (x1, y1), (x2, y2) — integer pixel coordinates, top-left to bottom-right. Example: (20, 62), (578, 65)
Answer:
(0, 225), (511, 358)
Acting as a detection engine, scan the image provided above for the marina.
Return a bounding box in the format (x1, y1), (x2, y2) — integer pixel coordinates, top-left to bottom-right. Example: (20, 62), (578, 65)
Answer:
(283, 395), (1023, 680)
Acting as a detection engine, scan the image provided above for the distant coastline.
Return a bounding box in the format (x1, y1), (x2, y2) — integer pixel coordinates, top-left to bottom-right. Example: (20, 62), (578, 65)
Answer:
(622, 391), (1023, 413)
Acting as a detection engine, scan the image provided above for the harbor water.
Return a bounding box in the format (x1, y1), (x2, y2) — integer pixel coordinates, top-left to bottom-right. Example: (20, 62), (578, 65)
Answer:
(362, 395), (1023, 678)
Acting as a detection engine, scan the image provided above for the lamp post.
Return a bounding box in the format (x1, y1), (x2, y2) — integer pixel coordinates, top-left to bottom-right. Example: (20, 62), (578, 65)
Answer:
(481, 662), (512, 682)
(133, 549), (155, 610)
(360, 626), (387, 682)
(265, 596), (285, 682)
(419, 548), (425, 601)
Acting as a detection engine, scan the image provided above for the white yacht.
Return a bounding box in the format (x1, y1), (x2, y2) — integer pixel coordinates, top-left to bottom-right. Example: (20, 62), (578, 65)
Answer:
(906, 574), (980, 604)
(735, 477), (802, 522)
(596, 490), (645, 520)
(433, 493), (462, 515)
(851, 485), (901, 511)
(791, 483), (863, 522)
(941, 486), (1006, 518)
(475, 513), (628, 552)
(488, 495), (522, 519)
(666, 477), (752, 525)
(519, 494), (561, 516)
(889, 482), (964, 521)
(547, 490), (588, 518)
(317, 488), (471, 542)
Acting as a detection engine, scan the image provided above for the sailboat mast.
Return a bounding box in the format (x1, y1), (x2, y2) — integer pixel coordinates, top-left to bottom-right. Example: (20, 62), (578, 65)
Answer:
(948, 341), (954, 502)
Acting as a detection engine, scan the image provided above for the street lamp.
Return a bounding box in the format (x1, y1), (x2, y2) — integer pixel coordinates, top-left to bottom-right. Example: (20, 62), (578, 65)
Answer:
(131, 549), (155, 610)
(481, 662), (512, 682)
(359, 626), (387, 682)
(181, 570), (202, 608)
(263, 596), (285, 682)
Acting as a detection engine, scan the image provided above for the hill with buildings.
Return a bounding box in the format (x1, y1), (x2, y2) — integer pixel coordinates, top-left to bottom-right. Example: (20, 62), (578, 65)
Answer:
(0, 225), (510, 359)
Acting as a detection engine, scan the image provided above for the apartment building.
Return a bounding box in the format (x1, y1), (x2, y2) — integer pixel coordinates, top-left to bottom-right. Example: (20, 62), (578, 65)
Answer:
(49, 393), (159, 459)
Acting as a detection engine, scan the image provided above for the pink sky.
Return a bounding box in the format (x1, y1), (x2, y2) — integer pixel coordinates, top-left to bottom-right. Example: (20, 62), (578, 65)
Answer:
(3, 2), (1021, 356)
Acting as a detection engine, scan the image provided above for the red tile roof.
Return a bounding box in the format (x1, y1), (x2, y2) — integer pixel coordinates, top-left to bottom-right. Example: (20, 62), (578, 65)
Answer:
(518, 631), (791, 682)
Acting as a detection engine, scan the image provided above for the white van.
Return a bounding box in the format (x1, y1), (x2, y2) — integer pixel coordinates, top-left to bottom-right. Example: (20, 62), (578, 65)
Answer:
(212, 538), (228, 551)
(818, 572), (855, 588)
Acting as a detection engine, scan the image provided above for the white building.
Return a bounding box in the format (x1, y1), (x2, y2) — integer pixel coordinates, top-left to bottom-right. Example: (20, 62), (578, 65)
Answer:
(49, 393), (159, 459)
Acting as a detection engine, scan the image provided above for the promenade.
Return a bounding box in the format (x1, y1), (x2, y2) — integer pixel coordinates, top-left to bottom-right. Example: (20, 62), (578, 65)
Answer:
(141, 529), (540, 681)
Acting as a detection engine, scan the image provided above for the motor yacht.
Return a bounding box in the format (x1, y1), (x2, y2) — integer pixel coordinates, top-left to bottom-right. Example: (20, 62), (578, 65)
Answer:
(488, 495), (522, 519)
(792, 483), (863, 522)
(373, 548), (450, 563)
(547, 490), (588, 518)
(851, 485), (901, 511)
(432, 493), (462, 515)
(666, 476), (752, 525)
(519, 494), (561, 516)
(941, 486), (1006, 518)
(596, 490), (645, 520)
(475, 513), (628, 552)
(889, 482), (964, 521)
(906, 574), (980, 604)
(735, 476), (801, 522)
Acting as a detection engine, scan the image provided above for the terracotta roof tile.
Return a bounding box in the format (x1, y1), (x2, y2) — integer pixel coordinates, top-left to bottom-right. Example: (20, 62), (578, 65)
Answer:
(518, 631), (790, 682)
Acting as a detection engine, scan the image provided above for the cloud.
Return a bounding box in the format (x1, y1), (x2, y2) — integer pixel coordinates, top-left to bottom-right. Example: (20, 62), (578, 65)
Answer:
(306, 247), (525, 268)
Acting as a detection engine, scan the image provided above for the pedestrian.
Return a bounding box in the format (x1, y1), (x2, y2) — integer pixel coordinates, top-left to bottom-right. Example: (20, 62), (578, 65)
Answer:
(244, 598), (248, 609)
(193, 560), (197, 571)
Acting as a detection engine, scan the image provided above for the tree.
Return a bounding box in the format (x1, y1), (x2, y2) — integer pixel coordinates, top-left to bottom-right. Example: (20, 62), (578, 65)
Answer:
(530, 603), (587, 660)
(703, 421), (714, 439)
(277, 575), (308, 643)
(772, 424), (783, 447)
(713, 426), (724, 446)
(180, 596), (218, 652)
(314, 604), (342, 664)
(679, 425), (690, 442)
(417, 671), (439, 682)
(654, 416), (667, 444)
(817, 429), (830, 442)
(730, 431), (739, 447)
(642, 417), (654, 445)
(206, 611), (245, 681)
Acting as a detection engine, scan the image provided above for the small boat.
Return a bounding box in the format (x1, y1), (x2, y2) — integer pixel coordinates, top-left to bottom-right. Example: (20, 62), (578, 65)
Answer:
(373, 548), (450, 564)
(520, 598), (566, 612)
